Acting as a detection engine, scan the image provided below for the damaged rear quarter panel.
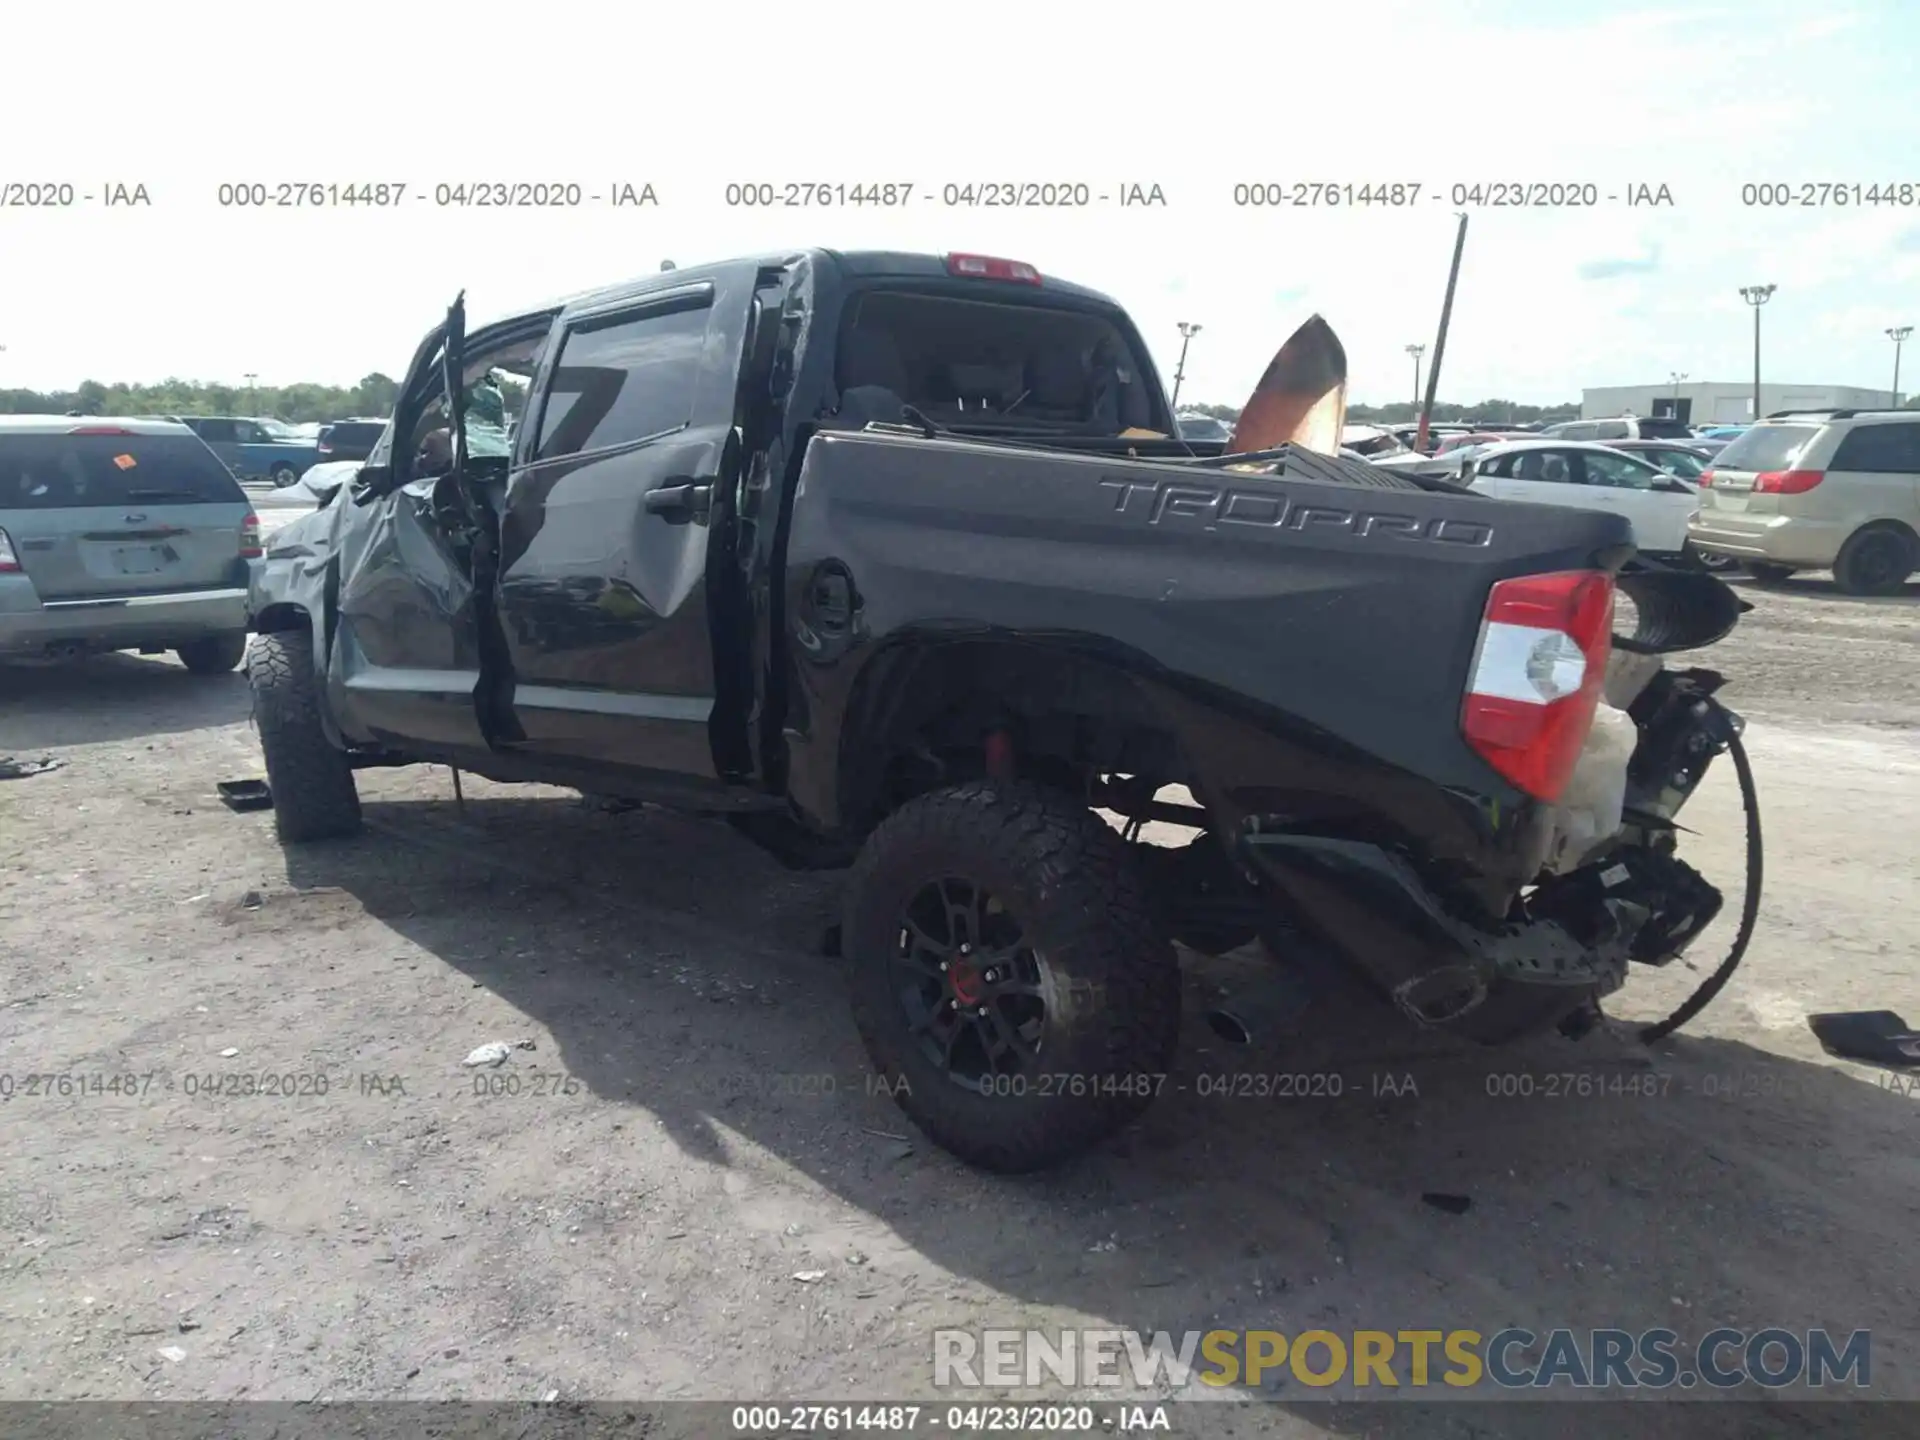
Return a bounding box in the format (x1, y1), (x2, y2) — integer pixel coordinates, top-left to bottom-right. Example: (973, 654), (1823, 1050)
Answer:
(778, 431), (1632, 844)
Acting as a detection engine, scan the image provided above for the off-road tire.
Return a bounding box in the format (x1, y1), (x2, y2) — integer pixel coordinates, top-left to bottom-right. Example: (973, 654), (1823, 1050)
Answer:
(1745, 561), (1795, 586)
(1832, 526), (1916, 598)
(247, 630), (362, 842)
(175, 632), (248, 674)
(843, 780), (1181, 1173)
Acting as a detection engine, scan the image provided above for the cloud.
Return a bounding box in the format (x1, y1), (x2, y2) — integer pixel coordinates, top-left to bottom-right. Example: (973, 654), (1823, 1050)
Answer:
(1578, 247), (1663, 280)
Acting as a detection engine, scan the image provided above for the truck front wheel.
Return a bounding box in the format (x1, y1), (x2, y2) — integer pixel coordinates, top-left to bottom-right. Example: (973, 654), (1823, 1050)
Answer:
(246, 630), (362, 843)
(842, 780), (1181, 1173)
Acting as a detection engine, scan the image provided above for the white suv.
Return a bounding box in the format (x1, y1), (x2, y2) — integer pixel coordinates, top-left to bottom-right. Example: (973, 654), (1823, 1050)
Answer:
(1688, 410), (1920, 596)
(1543, 416), (1698, 442)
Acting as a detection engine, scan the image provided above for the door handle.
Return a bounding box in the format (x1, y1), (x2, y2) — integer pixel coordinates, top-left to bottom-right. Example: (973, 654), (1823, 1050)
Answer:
(643, 481), (713, 524)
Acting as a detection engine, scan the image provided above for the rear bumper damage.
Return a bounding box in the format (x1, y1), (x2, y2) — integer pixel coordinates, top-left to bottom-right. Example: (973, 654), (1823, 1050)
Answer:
(1237, 562), (1750, 1045)
(1239, 825), (1722, 1043)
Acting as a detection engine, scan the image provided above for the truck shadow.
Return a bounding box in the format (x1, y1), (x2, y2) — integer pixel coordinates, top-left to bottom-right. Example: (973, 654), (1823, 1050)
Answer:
(281, 788), (1913, 1434)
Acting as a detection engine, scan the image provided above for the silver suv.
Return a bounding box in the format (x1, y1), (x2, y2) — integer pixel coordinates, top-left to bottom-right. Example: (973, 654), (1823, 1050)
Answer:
(1687, 409), (1920, 596)
(1543, 416), (1696, 442)
(0, 416), (260, 671)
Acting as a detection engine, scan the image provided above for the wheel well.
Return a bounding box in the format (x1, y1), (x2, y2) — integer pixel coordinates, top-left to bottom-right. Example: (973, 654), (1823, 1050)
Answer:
(1842, 518), (1920, 550)
(836, 640), (1189, 833)
(250, 602), (311, 634)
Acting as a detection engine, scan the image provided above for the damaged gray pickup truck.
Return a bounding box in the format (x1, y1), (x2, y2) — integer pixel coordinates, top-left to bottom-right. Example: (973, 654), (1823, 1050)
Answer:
(247, 249), (1756, 1172)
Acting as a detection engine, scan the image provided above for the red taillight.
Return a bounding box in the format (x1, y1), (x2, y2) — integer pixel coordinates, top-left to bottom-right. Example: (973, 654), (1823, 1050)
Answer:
(1753, 469), (1824, 495)
(1461, 570), (1615, 802)
(240, 512), (263, 559)
(317, 441), (333, 454)
(1698, 469), (1714, 487)
(944, 252), (1042, 284)
(0, 527), (20, 574)
(68, 425), (135, 436)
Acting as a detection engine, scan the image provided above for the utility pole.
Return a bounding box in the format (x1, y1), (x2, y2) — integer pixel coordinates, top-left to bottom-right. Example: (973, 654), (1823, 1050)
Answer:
(1739, 284), (1775, 420)
(1406, 344), (1425, 415)
(1171, 322), (1202, 410)
(1888, 326), (1912, 408)
(1417, 213), (1469, 453)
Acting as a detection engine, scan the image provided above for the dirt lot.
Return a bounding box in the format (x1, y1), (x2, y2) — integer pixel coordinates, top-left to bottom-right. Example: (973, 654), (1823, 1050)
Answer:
(2, 573), (1917, 1437)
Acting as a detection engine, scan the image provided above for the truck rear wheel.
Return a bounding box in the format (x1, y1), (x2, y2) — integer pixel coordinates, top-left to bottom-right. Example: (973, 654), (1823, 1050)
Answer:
(246, 630), (362, 843)
(842, 780), (1181, 1173)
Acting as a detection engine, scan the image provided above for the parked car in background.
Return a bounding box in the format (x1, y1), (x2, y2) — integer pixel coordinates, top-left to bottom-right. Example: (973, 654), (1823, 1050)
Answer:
(1606, 438), (1717, 480)
(170, 415), (321, 486)
(314, 418), (389, 464)
(1339, 423), (1413, 458)
(0, 416), (259, 671)
(1174, 411), (1233, 443)
(1453, 439), (1699, 557)
(1433, 429), (1536, 457)
(1697, 425), (1749, 441)
(1689, 409), (1920, 595)
(1386, 422), (1473, 454)
(1542, 415), (1696, 442)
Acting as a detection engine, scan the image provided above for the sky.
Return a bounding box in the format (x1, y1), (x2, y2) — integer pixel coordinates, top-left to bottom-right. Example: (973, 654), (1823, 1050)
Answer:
(2, 0), (1917, 409)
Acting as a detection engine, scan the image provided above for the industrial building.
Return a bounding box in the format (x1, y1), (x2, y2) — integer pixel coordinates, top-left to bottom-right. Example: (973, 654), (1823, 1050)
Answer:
(1581, 381), (1899, 426)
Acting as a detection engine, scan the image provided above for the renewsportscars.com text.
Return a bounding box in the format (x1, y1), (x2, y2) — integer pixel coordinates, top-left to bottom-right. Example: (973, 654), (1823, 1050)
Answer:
(933, 1327), (1870, 1391)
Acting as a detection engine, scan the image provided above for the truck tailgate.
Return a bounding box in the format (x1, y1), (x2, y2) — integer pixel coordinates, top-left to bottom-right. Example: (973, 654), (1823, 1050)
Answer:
(783, 432), (1634, 795)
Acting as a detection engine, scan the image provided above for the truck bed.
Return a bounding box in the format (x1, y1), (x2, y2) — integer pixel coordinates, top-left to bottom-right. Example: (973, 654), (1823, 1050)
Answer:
(781, 430), (1635, 800)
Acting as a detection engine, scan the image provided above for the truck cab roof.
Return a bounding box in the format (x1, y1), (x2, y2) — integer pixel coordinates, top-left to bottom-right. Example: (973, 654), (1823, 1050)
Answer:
(548, 249), (1129, 320)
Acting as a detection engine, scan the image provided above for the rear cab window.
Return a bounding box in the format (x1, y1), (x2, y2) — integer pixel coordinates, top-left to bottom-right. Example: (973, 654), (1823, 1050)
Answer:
(830, 285), (1164, 438)
(1712, 424), (1821, 473)
(0, 430), (248, 509)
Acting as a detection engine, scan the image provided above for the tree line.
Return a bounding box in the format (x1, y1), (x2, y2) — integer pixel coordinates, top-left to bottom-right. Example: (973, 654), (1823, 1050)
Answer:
(0, 375), (405, 424)
(43, 379), (1887, 428)
(5, 377), (1572, 426)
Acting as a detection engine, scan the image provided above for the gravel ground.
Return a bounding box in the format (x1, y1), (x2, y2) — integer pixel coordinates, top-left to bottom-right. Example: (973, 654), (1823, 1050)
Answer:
(2, 574), (1917, 1438)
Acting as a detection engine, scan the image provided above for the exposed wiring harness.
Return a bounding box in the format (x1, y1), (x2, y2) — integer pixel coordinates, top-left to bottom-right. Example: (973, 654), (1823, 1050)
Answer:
(1638, 700), (1762, 1044)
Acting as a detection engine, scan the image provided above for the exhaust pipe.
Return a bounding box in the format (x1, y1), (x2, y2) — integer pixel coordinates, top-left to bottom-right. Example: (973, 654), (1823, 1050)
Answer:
(43, 641), (87, 661)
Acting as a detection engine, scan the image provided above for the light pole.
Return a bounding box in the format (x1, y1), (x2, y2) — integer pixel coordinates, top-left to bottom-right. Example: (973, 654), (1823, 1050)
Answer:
(1888, 326), (1912, 408)
(1739, 284), (1775, 420)
(1171, 322), (1202, 410)
(1406, 344), (1426, 414)
(243, 372), (258, 411)
(1417, 213), (1470, 453)
(1669, 371), (1687, 395)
